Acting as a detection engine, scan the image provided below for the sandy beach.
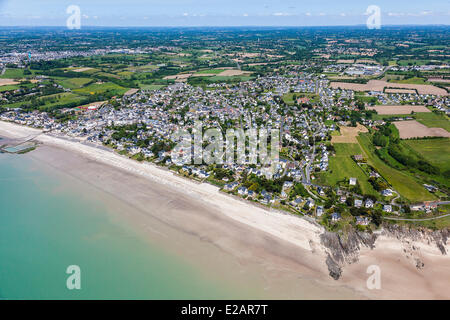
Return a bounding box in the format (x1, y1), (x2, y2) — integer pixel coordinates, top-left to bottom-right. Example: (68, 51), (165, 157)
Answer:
(1, 120), (449, 299)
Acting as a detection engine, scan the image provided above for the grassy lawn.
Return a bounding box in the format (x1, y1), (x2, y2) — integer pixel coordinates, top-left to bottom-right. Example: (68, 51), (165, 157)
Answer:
(139, 84), (165, 91)
(403, 138), (450, 172)
(0, 68), (26, 79)
(371, 112), (450, 132)
(415, 113), (450, 132)
(56, 77), (93, 89)
(209, 75), (253, 82)
(74, 82), (128, 96)
(282, 93), (319, 105)
(388, 77), (428, 84)
(357, 133), (436, 202)
(195, 69), (225, 75)
(0, 85), (20, 92)
(0, 92), (85, 110)
(317, 143), (378, 197)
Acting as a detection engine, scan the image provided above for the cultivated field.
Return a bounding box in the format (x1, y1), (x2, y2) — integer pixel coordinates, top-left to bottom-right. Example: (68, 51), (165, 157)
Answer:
(0, 79), (19, 86)
(73, 67), (94, 73)
(336, 59), (354, 63)
(368, 105), (430, 115)
(393, 120), (450, 139)
(164, 69), (252, 81)
(330, 80), (448, 95)
(384, 88), (416, 94)
(331, 124), (368, 143)
(428, 78), (450, 83)
(124, 88), (139, 96)
(218, 69), (251, 77)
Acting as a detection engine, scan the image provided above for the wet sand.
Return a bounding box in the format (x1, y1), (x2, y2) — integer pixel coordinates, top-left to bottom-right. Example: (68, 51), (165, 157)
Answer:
(0, 120), (449, 299)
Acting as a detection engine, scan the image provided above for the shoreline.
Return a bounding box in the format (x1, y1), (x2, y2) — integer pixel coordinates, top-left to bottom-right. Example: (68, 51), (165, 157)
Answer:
(1, 120), (449, 299)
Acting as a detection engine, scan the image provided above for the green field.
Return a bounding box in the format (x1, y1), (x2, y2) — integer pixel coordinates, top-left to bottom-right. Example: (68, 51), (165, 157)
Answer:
(389, 77), (428, 84)
(371, 112), (450, 132)
(139, 84), (165, 91)
(415, 113), (450, 132)
(0, 85), (20, 92)
(74, 82), (128, 96)
(317, 143), (377, 196)
(209, 75), (253, 82)
(0, 68), (26, 79)
(57, 77), (93, 89)
(403, 138), (450, 172)
(195, 69), (225, 75)
(282, 93), (319, 105)
(357, 133), (435, 202)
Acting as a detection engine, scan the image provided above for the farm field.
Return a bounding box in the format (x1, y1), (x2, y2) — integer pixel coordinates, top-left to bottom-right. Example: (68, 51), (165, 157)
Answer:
(0, 79), (19, 86)
(330, 79), (448, 95)
(388, 77), (428, 84)
(0, 68), (26, 79)
(56, 77), (93, 89)
(194, 69), (225, 75)
(403, 138), (450, 172)
(331, 124), (368, 143)
(384, 88), (416, 94)
(393, 120), (450, 139)
(317, 143), (378, 197)
(139, 84), (165, 91)
(357, 133), (435, 202)
(415, 112), (450, 132)
(73, 82), (129, 96)
(368, 105), (430, 115)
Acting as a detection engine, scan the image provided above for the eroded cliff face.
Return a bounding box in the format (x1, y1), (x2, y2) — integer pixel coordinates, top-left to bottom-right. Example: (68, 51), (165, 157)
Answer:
(320, 224), (449, 280)
(382, 224), (449, 255)
(320, 229), (377, 279)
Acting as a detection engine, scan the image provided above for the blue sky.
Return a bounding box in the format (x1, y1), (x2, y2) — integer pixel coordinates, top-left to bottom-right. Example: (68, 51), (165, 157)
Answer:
(0, 0), (449, 26)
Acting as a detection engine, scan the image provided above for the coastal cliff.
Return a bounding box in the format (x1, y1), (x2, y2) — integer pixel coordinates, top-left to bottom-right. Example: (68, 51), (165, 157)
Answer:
(321, 224), (449, 280)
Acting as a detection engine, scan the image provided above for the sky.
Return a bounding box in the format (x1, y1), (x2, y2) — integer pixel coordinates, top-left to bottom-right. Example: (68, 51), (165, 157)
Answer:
(0, 0), (449, 27)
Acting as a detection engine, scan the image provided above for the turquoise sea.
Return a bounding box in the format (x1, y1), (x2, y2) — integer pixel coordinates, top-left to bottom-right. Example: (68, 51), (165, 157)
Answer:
(0, 152), (237, 299)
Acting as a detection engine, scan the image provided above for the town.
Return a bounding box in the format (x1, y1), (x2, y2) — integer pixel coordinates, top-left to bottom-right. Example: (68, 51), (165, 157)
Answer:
(1, 26), (449, 232)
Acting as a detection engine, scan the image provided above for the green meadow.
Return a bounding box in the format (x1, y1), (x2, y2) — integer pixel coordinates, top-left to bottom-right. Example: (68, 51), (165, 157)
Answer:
(403, 138), (450, 172)
(317, 143), (378, 197)
(357, 133), (435, 202)
(57, 77), (93, 89)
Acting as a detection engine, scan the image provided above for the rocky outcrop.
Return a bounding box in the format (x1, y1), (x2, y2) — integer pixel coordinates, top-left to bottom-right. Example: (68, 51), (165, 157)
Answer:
(382, 224), (448, 256)
(320, 224), (449, 280)
(320, 229), (377, 280)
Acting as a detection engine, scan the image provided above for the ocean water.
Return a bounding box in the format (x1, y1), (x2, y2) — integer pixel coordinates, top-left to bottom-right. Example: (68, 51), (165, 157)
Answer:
(0, 152), (236, 299)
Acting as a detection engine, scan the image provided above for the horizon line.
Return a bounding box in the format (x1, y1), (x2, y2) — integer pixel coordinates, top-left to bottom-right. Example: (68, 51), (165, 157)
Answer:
(0, 24), (449, 28)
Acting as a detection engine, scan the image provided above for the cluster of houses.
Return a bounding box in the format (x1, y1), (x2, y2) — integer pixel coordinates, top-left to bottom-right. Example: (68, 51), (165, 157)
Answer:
(1, 64), (447, 229)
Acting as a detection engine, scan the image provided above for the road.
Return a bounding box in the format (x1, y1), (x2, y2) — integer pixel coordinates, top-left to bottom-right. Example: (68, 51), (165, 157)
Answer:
(383, 213), (450, 222)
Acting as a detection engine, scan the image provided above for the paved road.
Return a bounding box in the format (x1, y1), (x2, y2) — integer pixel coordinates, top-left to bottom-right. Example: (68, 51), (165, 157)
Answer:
(383, 213), (450, 222)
